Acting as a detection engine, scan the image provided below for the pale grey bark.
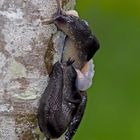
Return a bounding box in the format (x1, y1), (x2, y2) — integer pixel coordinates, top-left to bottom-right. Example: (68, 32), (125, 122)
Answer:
(0, 0), (76, 139)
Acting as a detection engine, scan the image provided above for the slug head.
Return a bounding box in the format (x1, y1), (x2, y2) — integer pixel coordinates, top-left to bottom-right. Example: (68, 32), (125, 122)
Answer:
(49, 61), (63, 78)
(50, 59), (77, 85)
(44, 0), (91, 42)
(62, 58), (77, 84)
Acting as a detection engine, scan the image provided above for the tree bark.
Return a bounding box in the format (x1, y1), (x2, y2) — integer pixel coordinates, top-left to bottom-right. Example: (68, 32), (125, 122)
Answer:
(0, 0), (76, 139)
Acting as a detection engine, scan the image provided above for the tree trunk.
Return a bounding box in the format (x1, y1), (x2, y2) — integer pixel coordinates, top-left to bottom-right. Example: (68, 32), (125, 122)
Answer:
(0, 0), (76, 139)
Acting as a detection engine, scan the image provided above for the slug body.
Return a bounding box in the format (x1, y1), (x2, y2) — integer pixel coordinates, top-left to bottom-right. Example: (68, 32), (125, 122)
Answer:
(46, 0), (99, 70)
(44, 0), (100, 91)
(38, 60), (87, 140)
(56, 15), (99, 70)
(38, 0), (100, 139)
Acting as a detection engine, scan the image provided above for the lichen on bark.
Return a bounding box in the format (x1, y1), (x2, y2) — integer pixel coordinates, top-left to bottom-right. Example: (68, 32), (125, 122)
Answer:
(0, 0), (76, 139)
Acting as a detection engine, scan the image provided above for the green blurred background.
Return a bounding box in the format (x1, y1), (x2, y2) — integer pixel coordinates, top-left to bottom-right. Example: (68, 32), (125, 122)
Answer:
(75, 0), (140, 140)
